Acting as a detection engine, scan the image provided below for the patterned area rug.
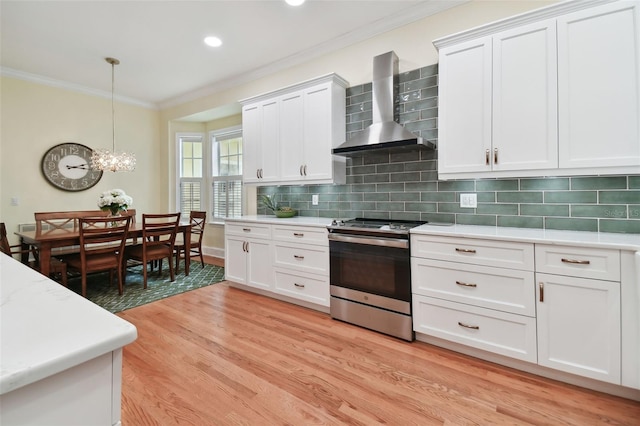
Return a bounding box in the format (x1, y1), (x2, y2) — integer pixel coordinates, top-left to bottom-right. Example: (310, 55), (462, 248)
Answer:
(65, 260), (225, 313)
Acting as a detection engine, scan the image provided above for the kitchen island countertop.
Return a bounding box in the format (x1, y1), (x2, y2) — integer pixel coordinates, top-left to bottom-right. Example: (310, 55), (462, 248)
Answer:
(0, 253), (137, 395)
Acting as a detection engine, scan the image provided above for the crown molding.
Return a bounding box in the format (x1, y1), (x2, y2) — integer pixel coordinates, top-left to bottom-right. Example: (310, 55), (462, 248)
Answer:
(0, 67), (157, 110)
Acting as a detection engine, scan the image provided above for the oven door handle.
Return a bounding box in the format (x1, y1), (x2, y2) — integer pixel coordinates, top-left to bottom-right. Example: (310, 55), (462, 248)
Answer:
(328, 233), (409, 249)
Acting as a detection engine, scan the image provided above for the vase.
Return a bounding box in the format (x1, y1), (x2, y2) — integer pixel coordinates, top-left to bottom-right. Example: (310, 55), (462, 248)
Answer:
(107, 210), (121, 227)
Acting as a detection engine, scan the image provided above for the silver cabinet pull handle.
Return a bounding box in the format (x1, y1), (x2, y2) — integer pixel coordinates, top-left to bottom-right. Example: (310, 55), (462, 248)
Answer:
(303, 165), (307, 176)
(456, 281), (477, 288)
(455, 248), (476, 254)
(485, 149), (490, 165)
(294, 283), (305, 288)
(293, 233), (304, 237)
(494, 148), (498, 164)
(561, 258), (591, 265)
(539, 282), (544, 302)
(256, 169), (260, 179)
(245, 242), (249, 253)
(458, 322), (479, 330)
(300, 165), (304, 176)
(242, 228), (251, 232)
(293, 255), (304, 260)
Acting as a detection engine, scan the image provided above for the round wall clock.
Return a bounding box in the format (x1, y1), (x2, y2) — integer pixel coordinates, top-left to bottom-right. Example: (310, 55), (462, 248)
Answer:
(41, 142), (103, 191)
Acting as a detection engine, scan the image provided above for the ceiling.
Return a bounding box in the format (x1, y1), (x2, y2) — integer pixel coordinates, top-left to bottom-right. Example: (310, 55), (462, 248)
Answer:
(0, 0), (461, 116)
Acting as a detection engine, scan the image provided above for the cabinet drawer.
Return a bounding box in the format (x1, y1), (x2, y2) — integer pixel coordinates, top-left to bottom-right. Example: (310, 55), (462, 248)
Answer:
(535, 244), (620, 281)
(411, 258), (535, 317)
(411, 235), (534, 271)
(274, 243), (329, 275)
(226, 222), (271, 239)
(272, 225), (328, 246)
(413, 295), (537, 363)
(274, 268), (329, 306)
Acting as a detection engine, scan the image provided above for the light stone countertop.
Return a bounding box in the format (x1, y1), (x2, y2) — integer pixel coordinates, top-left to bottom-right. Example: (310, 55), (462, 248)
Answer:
(412, 223), (640, 251)
(225, 216), (640, 251)
(0, 253), (137, 395)
(225, 215), (335, 228)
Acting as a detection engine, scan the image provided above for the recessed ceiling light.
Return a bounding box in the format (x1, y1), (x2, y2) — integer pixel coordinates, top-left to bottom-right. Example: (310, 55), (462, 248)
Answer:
(204, 36), (222, 47)
(285, 0), (305, 6)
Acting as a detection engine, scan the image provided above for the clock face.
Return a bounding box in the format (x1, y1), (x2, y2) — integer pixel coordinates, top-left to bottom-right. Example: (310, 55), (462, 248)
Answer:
(41, 143), (103, 191)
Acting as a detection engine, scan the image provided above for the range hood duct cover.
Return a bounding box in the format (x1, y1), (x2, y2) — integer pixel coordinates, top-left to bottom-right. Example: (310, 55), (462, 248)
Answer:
(333, 51), (435, 156)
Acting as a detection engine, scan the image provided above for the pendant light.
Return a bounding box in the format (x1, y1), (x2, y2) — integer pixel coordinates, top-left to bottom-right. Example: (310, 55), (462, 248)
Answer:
(91, 57), (136, 172)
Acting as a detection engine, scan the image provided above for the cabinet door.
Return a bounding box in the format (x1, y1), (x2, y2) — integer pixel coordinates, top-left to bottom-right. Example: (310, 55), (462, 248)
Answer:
(558, 1), (640, 169)
(279, 91), (305, 182)
(260, 100), (280, 181)
(224, 236), (248, 284)
(438, 37), (492, 175)
(492, 20), (558, 172)
(536, 273), (621, 384)
(246, 239), (273, 291)
(242, 104), (261, 183)
(303, 84), (333, 180)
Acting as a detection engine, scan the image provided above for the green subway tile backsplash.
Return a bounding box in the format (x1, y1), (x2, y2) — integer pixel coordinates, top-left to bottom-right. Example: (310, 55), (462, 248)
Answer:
(256, 64), (640, 234)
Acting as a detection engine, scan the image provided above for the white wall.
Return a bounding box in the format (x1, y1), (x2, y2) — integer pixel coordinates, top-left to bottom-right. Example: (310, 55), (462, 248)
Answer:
(0, 77), (160, 244)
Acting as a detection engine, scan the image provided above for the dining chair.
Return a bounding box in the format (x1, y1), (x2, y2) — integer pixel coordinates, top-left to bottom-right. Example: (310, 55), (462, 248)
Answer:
(64, 216), (132, 297)
(124, 212), (180, 289)
(1, 222), (68, 286)
(174, 211), (206, 273)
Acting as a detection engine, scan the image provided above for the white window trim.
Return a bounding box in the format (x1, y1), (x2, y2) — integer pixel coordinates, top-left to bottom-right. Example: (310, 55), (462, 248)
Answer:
(175, 132), (208, 220)
(209, 125), (243, 222)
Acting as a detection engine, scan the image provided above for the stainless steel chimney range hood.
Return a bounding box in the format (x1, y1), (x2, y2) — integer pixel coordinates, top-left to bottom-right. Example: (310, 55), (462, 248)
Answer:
(333, 51), (435, 156)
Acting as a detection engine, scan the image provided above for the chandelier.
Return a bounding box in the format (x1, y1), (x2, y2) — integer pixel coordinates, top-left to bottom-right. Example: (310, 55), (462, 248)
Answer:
(91, 57), (136, 172)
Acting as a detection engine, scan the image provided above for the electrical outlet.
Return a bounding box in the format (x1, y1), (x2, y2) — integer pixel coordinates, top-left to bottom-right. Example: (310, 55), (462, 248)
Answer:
(10, 197), (19, 206)
(460, 193), (477, 208)
(312, 194), (319, 206)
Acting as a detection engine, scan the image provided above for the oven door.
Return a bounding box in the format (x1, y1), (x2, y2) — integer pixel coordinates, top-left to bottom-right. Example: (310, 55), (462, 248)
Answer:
(329, 233), (411, 302)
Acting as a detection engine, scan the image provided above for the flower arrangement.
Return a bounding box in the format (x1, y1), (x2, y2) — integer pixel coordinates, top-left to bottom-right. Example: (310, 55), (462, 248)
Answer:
(260, 194), (296, 218)
(98, 189), (133, 216)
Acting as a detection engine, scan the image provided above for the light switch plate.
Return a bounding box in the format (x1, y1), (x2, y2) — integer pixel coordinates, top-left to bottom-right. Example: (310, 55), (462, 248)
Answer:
(460, 193), (477, 208)
(312, 194), (319, 205)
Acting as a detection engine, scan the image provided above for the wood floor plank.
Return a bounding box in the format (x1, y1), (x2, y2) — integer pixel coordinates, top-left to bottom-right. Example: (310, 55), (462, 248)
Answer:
(118, 282), (640, 425)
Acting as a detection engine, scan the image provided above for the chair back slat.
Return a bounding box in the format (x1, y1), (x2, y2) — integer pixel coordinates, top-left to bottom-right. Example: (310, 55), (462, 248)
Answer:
(34, 209), (137, 234)
(78, 216), (131, 261)
(0, 223), (12, 255)
(141, 213), (181, 248)
(189, 211), (206, 244)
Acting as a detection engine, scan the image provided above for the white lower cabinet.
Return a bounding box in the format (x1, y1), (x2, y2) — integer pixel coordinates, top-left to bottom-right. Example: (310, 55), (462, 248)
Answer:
(412, 234), (627, 387)
(413, 294), (537, 362)
(225, 220), (329, 309)
(225, 223), (273, 291)
(535, 244), (622, 385)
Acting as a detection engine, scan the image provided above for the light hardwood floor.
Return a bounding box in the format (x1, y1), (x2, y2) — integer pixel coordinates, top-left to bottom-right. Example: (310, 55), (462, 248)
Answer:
(118, 273), (640, 425)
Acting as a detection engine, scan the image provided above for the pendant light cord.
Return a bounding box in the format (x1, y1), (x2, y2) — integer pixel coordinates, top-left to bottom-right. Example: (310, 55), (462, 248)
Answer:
(111, 60), (116, 152)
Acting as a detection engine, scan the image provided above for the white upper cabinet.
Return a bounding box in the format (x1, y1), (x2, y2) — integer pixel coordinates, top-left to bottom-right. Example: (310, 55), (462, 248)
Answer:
(435, 0), (640, 180)
(437, 37), (492, 175)
(492, 20), (558, 172)
(242, 100), (280, 183)
(241, 74), (348, 186)
(557, 1), (640, 170)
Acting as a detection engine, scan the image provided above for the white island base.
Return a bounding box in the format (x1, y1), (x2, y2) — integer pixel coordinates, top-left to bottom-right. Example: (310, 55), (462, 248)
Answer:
(0, 254), (137, 425)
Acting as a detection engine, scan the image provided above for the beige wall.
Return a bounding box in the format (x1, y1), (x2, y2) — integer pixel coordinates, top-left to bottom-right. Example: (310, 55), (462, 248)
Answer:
(0, 0), (558, 250)
(0, 77), (160, 244)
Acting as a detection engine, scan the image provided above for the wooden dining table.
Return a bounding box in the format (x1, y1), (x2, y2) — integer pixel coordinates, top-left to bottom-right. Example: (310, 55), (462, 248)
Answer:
(15, 222), (192, 278)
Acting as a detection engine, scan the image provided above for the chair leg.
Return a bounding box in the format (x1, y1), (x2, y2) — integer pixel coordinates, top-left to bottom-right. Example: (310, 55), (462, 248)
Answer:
(198, 250), (204, 268)
(175, 248), (181, 273)
(118, 267), (124, 295)
(81, 273), (87, 298)
(168, 256), (175, 282)
(143, 260), (148, 289)
(60, 263), (68, 287)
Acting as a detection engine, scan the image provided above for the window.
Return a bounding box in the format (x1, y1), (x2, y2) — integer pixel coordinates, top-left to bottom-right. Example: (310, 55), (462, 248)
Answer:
(212, 128), (243, 219)
(177, 134), (204, 217)
(176, 127), (243, 221)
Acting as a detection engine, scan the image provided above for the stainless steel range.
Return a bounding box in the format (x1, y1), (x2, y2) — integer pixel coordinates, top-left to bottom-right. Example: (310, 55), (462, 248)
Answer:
(327, 218), (426, 341)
